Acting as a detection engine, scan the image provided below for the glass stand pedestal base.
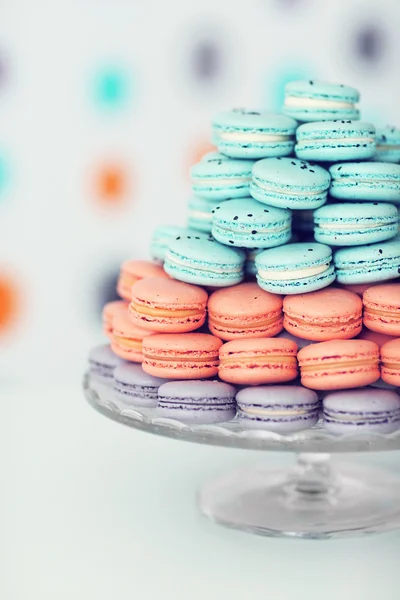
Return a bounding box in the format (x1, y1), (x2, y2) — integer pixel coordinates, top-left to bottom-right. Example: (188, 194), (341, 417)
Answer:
(198, 454), (400, 539)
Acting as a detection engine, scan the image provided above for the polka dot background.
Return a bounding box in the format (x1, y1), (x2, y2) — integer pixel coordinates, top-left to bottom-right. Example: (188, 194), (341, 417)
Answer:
(0, 0), (399, 383)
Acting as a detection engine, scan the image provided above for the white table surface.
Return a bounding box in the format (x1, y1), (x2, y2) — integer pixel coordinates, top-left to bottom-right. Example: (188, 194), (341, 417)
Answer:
(3, 382), (400, 600)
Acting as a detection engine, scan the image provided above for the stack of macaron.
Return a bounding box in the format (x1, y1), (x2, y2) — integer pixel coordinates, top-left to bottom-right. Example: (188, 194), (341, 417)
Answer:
(89, 79), (400, 436)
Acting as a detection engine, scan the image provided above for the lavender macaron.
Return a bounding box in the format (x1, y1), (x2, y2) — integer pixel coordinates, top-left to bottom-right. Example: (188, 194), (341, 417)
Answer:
(157, 380), (237, 424)
(89, 344), (124, 385)
(323, 388), (400, 435)
(236, 385), (320, 432)
(114, 363), (169, 407)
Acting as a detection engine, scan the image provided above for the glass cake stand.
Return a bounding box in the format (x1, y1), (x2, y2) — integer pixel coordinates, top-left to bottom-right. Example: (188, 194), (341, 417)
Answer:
(84, 372), (400, 539)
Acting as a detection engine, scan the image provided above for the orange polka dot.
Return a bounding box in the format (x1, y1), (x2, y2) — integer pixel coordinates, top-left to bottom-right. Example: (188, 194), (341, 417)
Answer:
(185, 139), (216, 179)
(0, 276), (19, 332)
(95, 164), (129, 205)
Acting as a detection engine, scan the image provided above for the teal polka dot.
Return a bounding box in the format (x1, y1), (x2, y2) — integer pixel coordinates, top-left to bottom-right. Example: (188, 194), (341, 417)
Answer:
(94, 67), (131, 109)
(0, 156), (9, 197)
(264, 66), (312, 111)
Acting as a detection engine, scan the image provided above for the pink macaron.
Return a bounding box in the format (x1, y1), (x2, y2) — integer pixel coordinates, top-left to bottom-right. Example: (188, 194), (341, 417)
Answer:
(129, 277), (208, 333)
(380, 339), (400, 387)
(111, 311), (157, 362)
(363, 284), (400, 336)
(218, 337), (298, 385)
(117, 260), (169, 301)
(298, 339), (380, 390)
(102, 300), (129, 339)
(283, 287), (363, 341)
(208, 282), (283, 341)
(142, 333), (223, 379)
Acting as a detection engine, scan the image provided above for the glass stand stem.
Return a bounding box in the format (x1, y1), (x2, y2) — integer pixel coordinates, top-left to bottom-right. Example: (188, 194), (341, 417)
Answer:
(289, 453), (338, 497)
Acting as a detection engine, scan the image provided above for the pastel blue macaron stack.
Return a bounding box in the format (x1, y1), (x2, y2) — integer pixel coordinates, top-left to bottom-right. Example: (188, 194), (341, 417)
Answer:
(154, 77), (399, 291)
(255, 242), (335, 294)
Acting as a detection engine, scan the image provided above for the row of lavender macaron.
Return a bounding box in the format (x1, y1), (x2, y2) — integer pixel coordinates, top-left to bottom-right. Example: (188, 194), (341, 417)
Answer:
(89, 345), (400, 435)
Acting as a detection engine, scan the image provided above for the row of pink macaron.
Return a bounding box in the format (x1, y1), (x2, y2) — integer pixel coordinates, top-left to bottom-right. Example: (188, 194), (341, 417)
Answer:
(102, 316), (399, 391)
(109, 259), (400, 341)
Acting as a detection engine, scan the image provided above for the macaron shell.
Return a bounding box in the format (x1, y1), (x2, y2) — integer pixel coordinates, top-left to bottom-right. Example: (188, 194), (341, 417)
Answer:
(212, 109), (297, 159)
(114, 363), (169, 408)
(250, 157), (331, 210)
(211, 197), (292, 249)
(323, 388), (400, 435)
(190, 157), (254, 200)
(255, 242), (335, 294)
(129, 277), (208, 333)
(374, 126), (400, 164)
(334, 240), (400, 284)
(111, 312), (156, 362)
(164, 237), (246, 287)
(295, 120), (376, 162)
(207, 282), (283, 340)
(117, 260), (169, 301)
(298, 339), (380, 390)
(218, 338), (298, 385)
(283, 80), (360, 122)
(380, 339), (400, 387)
(363, 284), (400, 336)
(142, 333), (223, 379)
(150, 225), (199, 262)
(102, 300), (129, 338)
(313, 202), (399, 246)
(329, 162), (400, 203)
(283, 288), (363, 341)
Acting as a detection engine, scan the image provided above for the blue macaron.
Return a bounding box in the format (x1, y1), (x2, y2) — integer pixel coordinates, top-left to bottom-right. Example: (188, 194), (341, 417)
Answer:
(89, 344), (124, 385)
(190, 154), (254, 200)
(329, 162), (400, 204)
(250, 157), (331, 210)
(114, 363), (169, 408)
(211, 197), (291, 249)
(373, 126), (400, 163)
(295, 120), (376, 161)
(157, 380), (237, 424)
(236, 385), (320, 432)
(187, 196), (223, 233)
(323, 388), (400, 435)
(150, 225), (201, 262)
(164, 235), (246, 287)
(334, 239), (400, 284)
(283, 80), (360, 122)
(314, 202), (399, 246)
(256, 242), (335, 294)
(212, 108), (298, 159)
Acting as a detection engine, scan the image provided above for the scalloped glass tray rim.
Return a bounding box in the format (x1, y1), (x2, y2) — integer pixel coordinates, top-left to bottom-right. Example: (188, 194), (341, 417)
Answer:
(84, 372), (400, 453)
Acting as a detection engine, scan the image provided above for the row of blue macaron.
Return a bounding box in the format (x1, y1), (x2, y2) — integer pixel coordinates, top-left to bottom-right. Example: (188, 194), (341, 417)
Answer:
(210, 80), (400, 163)
(89, 347), (400, 435)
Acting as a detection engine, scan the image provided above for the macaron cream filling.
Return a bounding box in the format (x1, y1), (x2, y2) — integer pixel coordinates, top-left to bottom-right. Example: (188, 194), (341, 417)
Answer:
(165, 251), (243, 274)
(258, 263), (331, 280)
(217, 132), (293, 143)
(252, 180), (325, 196)
(296, 136), (375, 146)
(284, 97), (355, 110)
